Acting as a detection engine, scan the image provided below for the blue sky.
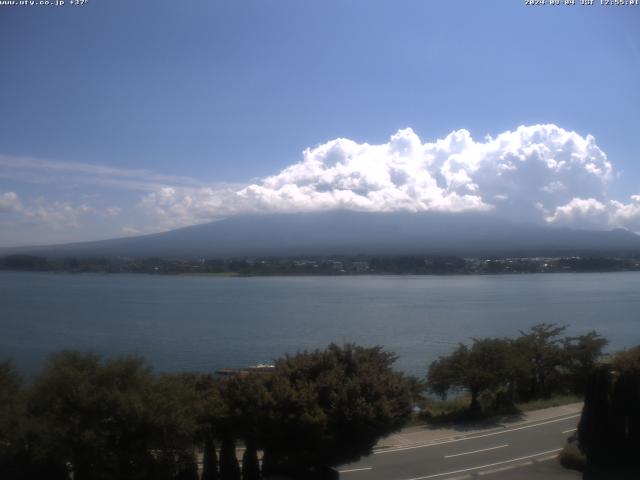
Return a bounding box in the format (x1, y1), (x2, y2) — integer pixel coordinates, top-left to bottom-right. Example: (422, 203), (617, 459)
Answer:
(0, 0), (639, 246)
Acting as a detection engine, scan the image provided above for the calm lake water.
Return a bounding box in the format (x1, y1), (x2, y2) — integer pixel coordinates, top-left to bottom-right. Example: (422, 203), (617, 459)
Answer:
(1, 271), (639, 377)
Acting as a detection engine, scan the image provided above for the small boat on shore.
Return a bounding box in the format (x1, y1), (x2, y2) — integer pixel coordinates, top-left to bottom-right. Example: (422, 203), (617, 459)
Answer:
(215, 363), (275, 376)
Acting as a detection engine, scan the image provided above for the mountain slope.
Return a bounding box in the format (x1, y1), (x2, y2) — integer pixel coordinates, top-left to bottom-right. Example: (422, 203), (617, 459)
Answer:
(3, 211), (640, 259)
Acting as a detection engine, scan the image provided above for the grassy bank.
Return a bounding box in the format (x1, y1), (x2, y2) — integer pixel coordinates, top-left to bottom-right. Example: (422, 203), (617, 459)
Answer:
(515, 394), (582, 412)
(411, 393), (582, 426)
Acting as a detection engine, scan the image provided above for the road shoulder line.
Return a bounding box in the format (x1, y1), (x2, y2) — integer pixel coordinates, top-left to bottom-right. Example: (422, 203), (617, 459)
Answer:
(375, 413), (579, 455)
(403, 448), (561, 480)
(444, 444), (508, 459)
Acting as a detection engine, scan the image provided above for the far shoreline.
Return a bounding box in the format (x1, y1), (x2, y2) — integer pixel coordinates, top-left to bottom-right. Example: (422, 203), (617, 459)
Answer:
(3, 268), (640, 279)
(2, 252), (640, 277)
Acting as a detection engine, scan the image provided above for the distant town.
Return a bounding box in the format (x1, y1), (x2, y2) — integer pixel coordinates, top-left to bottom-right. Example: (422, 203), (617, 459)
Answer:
(2, 254), (640, 276)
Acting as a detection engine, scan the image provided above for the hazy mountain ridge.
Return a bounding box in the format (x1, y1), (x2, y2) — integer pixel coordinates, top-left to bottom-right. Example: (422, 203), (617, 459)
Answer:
(2, 211), (640, 259)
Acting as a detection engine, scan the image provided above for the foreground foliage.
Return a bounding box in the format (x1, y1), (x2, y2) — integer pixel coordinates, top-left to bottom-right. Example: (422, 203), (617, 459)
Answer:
(426, 323), (607, 414)
(578, 346), (640, 470)
(0, 344), (413, 480)
(0, 329), (621, 479)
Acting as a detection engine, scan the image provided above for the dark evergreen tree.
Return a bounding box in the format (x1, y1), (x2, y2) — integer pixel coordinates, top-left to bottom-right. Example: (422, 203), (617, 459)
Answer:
(611, 372), (631, 464)
(151, 451), (179, 480)
(241, 441), (261, 480)
(0, 361), (26, 479)
(260, 449), (277, 478)
(628, 372), (640, 467)
(219, 436), (241, 480)
(611, 345), (640, 467)
(577, 350), (640, 470)
(201, 436), (219, 480)
(578, 367), (612, 466)
(175, 451), (199, 480)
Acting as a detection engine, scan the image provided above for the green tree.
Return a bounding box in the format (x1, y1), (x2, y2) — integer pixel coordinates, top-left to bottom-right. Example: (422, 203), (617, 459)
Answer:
(28, 350), (108, 479)
(260, 344), (413, 477)
(561, 331), (608, 393)
(611, 345), (640, 373)
(149, 373), (201, 453)
(425, 354), (459, 400)
(427, 338), (517, 413)
(27, 351), (205, 480)
(514, 323), (568, 399)
(0, 361), (32, 479)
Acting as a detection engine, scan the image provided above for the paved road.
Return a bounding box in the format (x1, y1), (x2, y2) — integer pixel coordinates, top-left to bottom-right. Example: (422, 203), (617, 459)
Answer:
(337, 412), (581, 480)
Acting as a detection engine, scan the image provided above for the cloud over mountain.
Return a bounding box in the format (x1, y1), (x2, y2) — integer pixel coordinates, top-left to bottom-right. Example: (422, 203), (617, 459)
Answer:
(140, 124), (640, 232)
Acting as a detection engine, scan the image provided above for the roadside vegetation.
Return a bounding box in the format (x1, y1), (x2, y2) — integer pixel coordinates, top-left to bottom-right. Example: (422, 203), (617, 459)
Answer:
(0, 326), (634, 480)
(0, 344), (413, 480)
(422, 325), (639, 477)
(423, 324), (606, 421)
(515, 393), (582, 412)
(559, 345), (640, 478)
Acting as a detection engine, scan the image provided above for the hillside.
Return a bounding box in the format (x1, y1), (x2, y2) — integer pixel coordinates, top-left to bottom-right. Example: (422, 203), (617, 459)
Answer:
(2, 211), (640, 259)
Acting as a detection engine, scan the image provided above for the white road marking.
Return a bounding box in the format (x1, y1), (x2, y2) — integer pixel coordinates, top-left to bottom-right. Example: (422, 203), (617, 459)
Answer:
(403, 448), (562, 480)
(339, 467), (373, 473)
(477, 461), (534, 476)
(444, 444), (508, 459)
(562, 428), (577, 434)
(536, 454), (560, 462)
(376, 414), (579, 454)
(477, 464), (516, 475)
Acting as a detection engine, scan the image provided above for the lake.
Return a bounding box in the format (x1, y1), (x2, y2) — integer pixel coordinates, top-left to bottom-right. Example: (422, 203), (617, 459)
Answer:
(1, 271), (639, 377)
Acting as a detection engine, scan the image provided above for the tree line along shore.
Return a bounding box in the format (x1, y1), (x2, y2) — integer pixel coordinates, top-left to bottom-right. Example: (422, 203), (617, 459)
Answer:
(2, 253), (640, 275)
(1, 324), (638, 480)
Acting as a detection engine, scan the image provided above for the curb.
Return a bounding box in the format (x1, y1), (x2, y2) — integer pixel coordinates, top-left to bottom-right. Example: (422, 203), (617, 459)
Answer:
(374, 404), (583, 453)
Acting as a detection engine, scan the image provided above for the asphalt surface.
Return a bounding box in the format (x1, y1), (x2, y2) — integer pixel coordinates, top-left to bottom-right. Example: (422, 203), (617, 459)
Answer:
(337, 413), (581, 480)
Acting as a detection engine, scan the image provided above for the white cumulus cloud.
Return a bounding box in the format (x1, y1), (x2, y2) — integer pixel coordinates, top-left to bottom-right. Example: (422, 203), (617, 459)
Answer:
(0, 192), (22, 213)
(546, 196), (640, 232)
(545, 198), (611, 229)
(141, 124), (640, 232)
(610, 197), (640, 231)
(0, 191), (121, 229)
